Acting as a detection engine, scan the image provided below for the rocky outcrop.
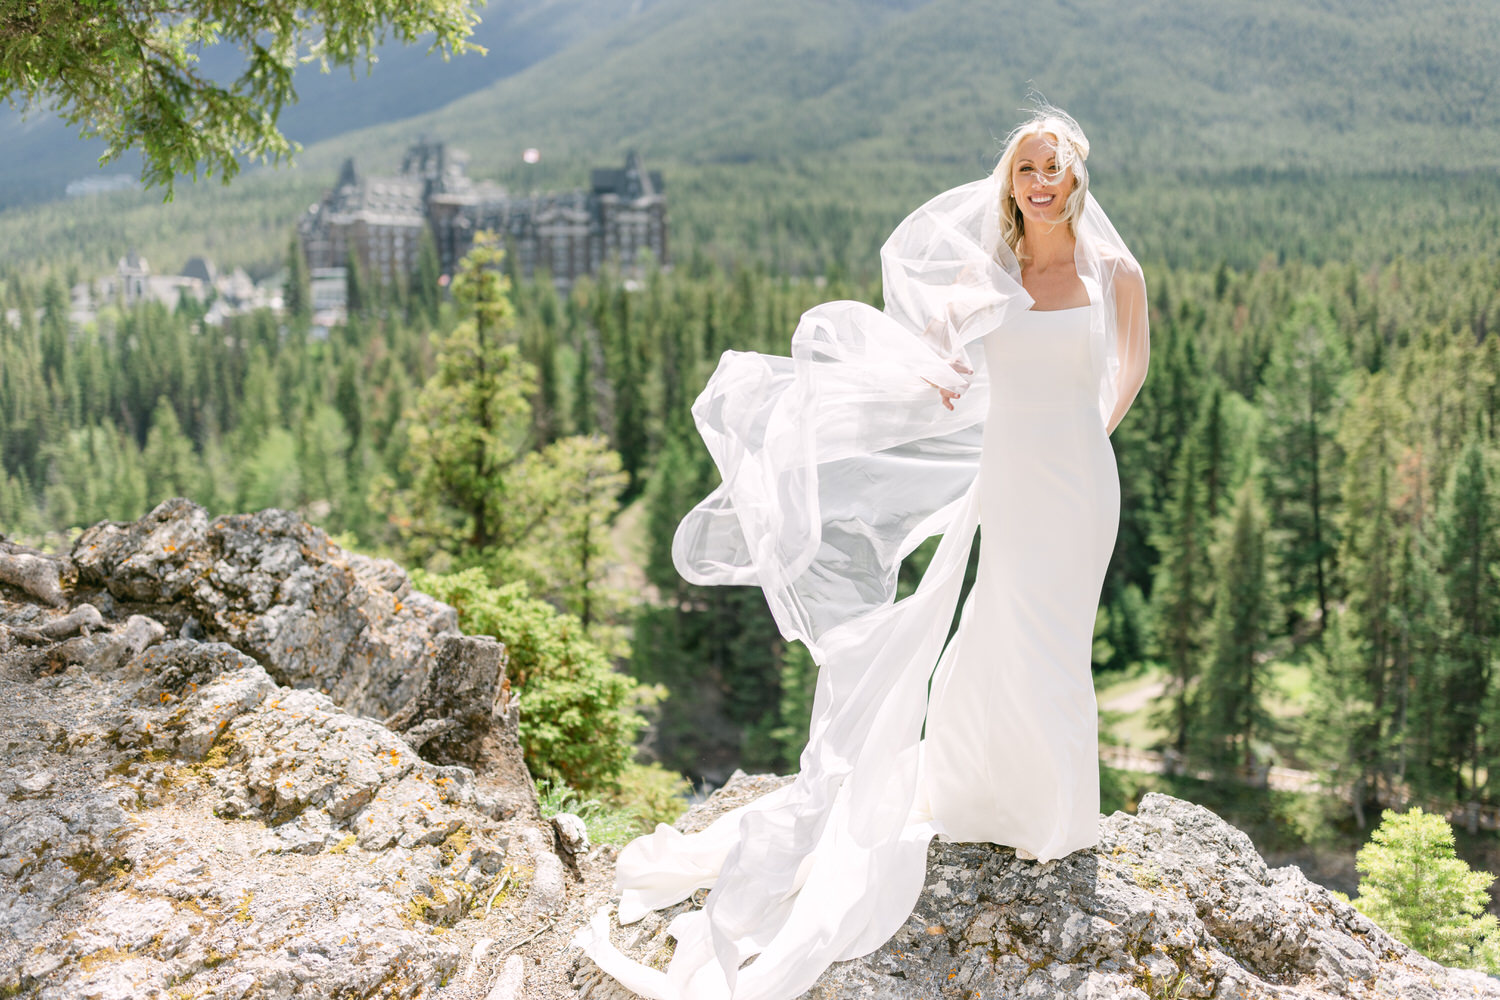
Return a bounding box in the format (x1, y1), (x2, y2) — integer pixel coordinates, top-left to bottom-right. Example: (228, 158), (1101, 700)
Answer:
(72, 498), (459, 720)
(0, 505), (569, 1000)
(387, 633), (540, 824)
(567, 773), (1500, 1000)
(5, 501), (1497, 1000)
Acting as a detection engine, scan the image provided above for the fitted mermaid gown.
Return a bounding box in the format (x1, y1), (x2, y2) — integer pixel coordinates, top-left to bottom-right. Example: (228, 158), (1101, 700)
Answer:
(914, 300), (1118, 861)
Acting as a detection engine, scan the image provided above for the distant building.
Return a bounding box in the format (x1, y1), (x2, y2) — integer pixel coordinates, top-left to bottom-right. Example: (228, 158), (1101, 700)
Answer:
(80, 251), (278, 325)
(297, 140), (668, 289)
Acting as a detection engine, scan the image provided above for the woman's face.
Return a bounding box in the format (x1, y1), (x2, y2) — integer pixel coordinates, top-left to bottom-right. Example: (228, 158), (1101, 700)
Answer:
(1010, 132), (1075, 227)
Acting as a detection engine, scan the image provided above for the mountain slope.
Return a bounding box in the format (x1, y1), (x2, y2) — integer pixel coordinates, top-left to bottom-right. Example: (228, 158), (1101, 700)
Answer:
(314, 0), (1500, 177)
(0, 0), (667, 207)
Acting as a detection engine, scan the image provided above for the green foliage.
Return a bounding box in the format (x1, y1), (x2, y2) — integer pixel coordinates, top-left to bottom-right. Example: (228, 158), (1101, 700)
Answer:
(1194, 479), (1272, 771)
(535, 778), (644, 847)
(1259, 294), (1350, 633)
(512, 434), (629, 633)
(0, 0), (484, 195)
(1353, 807), (1500, 972)
(611, 761), (692, 830)
(768, 641), (817, 772)
(404, 232), (536, 554)
(411, 567), (644, 794)
(1147, 433), (1213, 754)
(536, 761), (690, 845)
(1434, 439), (1500, 800)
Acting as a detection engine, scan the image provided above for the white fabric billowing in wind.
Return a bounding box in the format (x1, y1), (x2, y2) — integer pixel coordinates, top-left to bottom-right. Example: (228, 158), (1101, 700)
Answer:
(572, 172), (1149, 1000)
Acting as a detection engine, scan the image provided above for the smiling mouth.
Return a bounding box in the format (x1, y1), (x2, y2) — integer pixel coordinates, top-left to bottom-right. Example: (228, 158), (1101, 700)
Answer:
(1028, 194), (1055, 206)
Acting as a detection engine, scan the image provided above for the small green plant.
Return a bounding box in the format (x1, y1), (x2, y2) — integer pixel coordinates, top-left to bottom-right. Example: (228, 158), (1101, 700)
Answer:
(536, 778), (644, 846)
(1352, 806), (1500, 972)
(326, 834), (357, 855)
(234, 890), (253, 924)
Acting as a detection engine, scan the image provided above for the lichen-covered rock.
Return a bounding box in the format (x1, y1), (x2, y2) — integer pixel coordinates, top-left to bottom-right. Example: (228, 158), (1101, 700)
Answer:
(0, 541), (69, 606)
(0, 564), (573, 1000)
(568, 776), (1500, 1000)
(388, 633), (540, 823)
(72, 498), (460, 719)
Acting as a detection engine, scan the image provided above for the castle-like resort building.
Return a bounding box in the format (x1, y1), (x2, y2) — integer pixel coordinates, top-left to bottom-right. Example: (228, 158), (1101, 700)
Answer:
(297, 140), (668, 291)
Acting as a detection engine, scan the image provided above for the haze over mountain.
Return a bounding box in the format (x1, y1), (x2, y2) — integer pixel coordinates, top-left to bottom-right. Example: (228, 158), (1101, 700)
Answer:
(0, 0), (665, 207)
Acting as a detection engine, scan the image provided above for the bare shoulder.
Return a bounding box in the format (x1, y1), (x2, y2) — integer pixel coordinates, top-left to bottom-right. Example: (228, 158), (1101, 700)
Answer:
(1099, 246), (1145, 295)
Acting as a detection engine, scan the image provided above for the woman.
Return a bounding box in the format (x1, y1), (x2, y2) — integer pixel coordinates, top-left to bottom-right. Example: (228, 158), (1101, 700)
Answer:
(574, 106), (1149, 1000)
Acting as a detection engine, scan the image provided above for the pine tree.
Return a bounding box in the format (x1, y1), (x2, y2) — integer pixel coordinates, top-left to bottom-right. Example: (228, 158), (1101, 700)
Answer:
(1194, 478), (1271, 772)
(141, 396), (198, 505)
(1435, 438), (1500, 806)
(1260, 294), (1350, 634)
(1148, 434), (1214, 755)
(345, 248), (368, 319)
(1395, 520), (1450, 807)
(1335, 370), (1414, 818)
(1353, 807), (1500, 972)
(406, 231), (535, 554)
(515, 434), (629, 635)
(283, 234), (312, 325)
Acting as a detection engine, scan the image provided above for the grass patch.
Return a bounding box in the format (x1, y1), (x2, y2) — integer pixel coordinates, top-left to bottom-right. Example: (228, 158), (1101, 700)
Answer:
(536, 779), (643, 847)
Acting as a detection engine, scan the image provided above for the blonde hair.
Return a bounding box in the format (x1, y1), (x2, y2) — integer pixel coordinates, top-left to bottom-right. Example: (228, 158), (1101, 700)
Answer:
(992, 106), (1091, 263)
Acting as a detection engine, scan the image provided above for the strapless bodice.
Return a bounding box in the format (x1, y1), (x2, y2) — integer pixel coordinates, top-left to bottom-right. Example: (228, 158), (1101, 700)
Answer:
(982, 304), (1097, 412)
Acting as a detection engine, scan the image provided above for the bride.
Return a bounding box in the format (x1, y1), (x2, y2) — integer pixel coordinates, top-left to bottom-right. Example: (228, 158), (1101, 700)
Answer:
(574, 105), (1150, 1000)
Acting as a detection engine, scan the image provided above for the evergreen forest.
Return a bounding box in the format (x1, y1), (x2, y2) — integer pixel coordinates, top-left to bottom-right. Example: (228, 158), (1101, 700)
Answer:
(2, 0), (1499, 897)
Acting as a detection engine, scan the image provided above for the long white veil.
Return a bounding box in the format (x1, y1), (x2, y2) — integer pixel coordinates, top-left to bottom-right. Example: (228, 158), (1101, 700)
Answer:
(572, 171), (1148, 1000)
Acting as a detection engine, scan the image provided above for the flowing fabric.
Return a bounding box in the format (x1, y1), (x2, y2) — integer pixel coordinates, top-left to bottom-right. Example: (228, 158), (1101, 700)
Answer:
(572, 173), (1149, 1000)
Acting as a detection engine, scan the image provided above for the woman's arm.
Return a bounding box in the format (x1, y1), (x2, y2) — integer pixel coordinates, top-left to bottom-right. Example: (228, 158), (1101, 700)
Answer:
(1104, 260), (1149, 435)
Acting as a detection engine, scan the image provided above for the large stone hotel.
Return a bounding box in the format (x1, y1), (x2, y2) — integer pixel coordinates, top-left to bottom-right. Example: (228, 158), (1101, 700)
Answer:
(297, 141), (668, 289)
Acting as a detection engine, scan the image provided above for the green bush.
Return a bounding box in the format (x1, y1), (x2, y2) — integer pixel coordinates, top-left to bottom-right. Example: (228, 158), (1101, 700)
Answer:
(612, 761), (692, 830)
(412, 567), (645, 794)
(1353, 806), (1500, 972)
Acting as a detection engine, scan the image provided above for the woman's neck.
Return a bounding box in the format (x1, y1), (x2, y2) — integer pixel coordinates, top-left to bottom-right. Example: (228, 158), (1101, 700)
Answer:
(1021, 221), (1076, 272)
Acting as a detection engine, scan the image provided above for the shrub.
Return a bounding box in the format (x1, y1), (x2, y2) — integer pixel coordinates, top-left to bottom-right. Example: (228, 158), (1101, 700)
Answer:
(412, 567), (644, 794)
(1353, 806), (1500, 972)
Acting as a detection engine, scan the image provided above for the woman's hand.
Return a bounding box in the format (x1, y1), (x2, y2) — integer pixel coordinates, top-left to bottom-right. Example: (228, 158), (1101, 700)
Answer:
(923, 358), (974, 411)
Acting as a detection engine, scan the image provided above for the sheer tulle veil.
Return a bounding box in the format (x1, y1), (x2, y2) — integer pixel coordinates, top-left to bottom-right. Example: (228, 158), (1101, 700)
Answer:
(572, 154), (1149, 1000)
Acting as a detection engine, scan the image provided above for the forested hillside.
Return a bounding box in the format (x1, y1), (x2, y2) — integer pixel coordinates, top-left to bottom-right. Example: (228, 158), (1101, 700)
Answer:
(2, 0), (1499, 860)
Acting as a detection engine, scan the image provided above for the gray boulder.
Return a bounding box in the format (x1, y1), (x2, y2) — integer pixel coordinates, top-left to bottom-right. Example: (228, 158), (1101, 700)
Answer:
(73, 498), (459, 719)
(568, 774), (1500, 1000)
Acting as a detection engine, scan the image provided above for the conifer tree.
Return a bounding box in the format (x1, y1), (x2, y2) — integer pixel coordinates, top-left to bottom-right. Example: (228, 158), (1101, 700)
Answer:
(1306, 606), (1382, 825)
(1435, 438), (1500, 805)
(1260, 294), (1349, 634)
(1353, 807), (1500, 972)
(516, 434), (629, 634)
(406, 231), (535, 553)
(344, 249), (368, 319)
(1395, 521), (1450, 806)
(411, 229), (443, 327)
(141, 397), (198, 505)
(1194, 478), (1271, 771)
(1334, 370), (1409, 817)
(283, 235), (312, 326)
(1148, 434), (1214, 755)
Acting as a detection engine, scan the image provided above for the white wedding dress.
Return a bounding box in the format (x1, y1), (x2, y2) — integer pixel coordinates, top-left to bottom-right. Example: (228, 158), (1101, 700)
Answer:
(572, 174), (1148, 1000)
(915, 301), (1116, 859)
